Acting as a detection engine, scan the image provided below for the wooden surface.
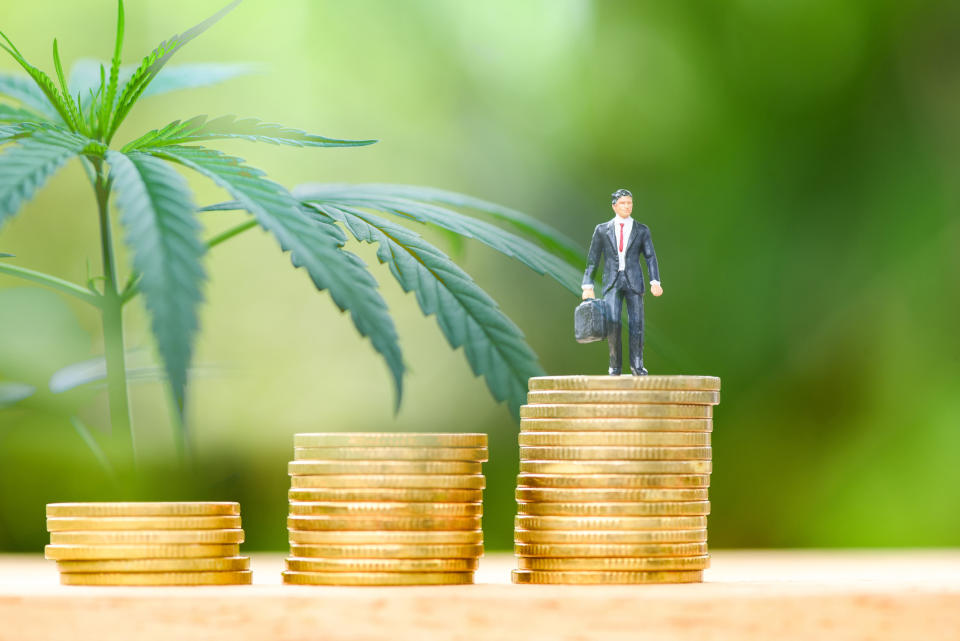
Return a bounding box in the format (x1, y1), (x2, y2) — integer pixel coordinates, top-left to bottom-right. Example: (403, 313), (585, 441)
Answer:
(1, 550), (959, 641)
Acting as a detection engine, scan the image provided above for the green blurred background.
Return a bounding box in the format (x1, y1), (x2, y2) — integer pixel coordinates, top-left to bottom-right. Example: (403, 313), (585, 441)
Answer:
(1, 0), (958, 552)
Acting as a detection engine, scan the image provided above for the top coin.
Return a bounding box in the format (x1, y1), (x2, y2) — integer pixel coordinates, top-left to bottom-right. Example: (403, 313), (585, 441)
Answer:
(46, 502), (240, 517)
(529, 375), (720, 391)
(294, 433), (487, 448)
(293, 447), (488, 462)
(526, 390), (719, 405)
(288, 460), (482, 476)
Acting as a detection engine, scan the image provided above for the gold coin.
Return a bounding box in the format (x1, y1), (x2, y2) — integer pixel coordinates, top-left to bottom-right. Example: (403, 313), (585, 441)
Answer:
(516, 488), (708, 502)
(294, 447), (488, 461)
(46, 502), (240, 517)
(519, 474), (709, 489)
(529, 375), (721, 391)
(527, 390), (719, 405)
(285, 557), (478, 572)
(520, 405), (712, 419)
(290, 475), (486, 489)
(519, 431), (710, 446)
(520, 446), (711, 461)
(512, 569), (703, 584)
(520, 460), (711, 475)
(518, 555), (710, 571)
(288, 461), (483, 476)
(288, 530), (484, 545)
(515, 515), (706, 530)
(288, 488), (484, 503)
(294, 433), (487, 448)
(514, 529), (708, 544)
(514, 542), (707, 557)
(290, 543), (484, 559)
(288, 515), (482, 531)
(520, 419), (712, 434)
(44, 544), (240, 560)
(49, 529), (245, 545)
(288, 502), (482, 517)
(56, 557), (250, 573)
(60, 571), (252, 586)
(46, 515), (242, 531)
(283, 571), (474, 586)
(517, 556), (710, 571)
(516, 501), (710, 517)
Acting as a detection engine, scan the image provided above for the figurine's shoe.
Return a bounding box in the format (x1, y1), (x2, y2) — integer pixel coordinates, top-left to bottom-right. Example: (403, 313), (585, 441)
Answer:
(608, 368), (621, 376)
(630, 366), (649, 376)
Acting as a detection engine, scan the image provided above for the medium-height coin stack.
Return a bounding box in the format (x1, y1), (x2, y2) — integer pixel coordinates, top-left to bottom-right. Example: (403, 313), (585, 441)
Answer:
(45, 502), (251, 585)
(284, 433), (487, 586)
(513, 375), (719, 585)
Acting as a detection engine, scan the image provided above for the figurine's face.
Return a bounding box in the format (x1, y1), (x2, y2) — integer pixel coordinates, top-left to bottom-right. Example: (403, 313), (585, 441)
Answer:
(612, 196), (633, 218)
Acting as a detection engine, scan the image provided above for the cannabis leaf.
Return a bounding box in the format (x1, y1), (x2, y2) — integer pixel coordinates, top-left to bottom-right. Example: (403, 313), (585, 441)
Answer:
(124, 115), (375, 151)
(0, 125), (90, 229)
(312, 203), (543, 415)
(315, 184), (585, 268)
(294, 184), (583, 295)
(107, 0), (241, 141)
(148, 145), (405, 402)
(106, 150), (206, 415)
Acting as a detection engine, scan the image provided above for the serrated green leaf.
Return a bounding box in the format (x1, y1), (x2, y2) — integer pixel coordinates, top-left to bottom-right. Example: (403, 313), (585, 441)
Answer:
(0, 31), (77, 129)
(100, 0), (125, 137)
(0, 72), (61, 121)
(124, 114), (376, 151)
(0, 125), (89, 229)
(51, 39), (85, 134)
(107, 0), (241, 141)
(320, 184), (585, 268)
(106, 150), (206, 418)
(314, 203), (542, 415)
(148, 144), (405, 403)
(294, 185), (583, 295)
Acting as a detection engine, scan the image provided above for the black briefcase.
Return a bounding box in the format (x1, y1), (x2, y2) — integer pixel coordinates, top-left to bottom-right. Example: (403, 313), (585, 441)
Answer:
(574, 298), (608, 343)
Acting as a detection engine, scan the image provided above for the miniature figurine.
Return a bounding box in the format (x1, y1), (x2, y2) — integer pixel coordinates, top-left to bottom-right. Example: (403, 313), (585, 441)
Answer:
(581, 188), (662, 375)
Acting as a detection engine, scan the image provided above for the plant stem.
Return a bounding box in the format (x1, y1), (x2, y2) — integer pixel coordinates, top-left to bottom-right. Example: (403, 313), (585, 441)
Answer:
(0, 262), (101, 306)
(93, 159), (137, 464)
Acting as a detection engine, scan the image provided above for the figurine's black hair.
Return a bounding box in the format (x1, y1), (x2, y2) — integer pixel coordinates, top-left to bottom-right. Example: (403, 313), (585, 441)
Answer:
(611, 188), (633, 204)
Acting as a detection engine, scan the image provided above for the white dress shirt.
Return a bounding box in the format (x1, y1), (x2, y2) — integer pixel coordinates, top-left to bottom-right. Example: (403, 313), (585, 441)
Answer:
(613, 215), (634, 271)
(582, 215), (660, 290)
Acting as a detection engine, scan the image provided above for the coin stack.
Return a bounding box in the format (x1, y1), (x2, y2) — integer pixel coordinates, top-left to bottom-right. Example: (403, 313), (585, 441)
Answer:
(284, 433), (487, 586)
(45, 502), (252, 585)
(513, 375), (719, 585)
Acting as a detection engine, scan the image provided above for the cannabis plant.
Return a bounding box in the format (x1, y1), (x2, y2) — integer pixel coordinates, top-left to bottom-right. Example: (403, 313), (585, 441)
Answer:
(0, 1), (583, 463)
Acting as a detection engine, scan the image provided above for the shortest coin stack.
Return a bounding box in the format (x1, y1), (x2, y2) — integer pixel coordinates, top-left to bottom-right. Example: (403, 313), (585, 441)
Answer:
(284, 432), (487, 586)
(45, 502), (252, 585)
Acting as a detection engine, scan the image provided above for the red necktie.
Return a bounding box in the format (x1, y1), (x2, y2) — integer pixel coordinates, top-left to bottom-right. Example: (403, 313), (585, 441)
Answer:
(619, 223), (625, 252)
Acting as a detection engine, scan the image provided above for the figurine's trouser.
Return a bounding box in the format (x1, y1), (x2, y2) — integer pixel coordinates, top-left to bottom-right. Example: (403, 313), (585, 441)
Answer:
(604, 272), (644, 374)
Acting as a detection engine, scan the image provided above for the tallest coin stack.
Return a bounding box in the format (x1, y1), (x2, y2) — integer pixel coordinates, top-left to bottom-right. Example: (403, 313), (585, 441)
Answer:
(513, 375), (719, 584)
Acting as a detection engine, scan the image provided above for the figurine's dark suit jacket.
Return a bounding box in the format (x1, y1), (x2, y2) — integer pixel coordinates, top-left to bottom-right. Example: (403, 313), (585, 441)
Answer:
(582, 219), (660, 374)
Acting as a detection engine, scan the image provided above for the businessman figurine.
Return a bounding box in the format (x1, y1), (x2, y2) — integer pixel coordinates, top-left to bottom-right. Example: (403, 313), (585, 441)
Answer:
(582, 188), (662, 375)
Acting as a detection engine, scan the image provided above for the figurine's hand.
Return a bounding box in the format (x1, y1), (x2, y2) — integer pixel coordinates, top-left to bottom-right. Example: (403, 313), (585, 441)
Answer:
(582, 287), (595, 300)
(650, 283), (663, 297)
